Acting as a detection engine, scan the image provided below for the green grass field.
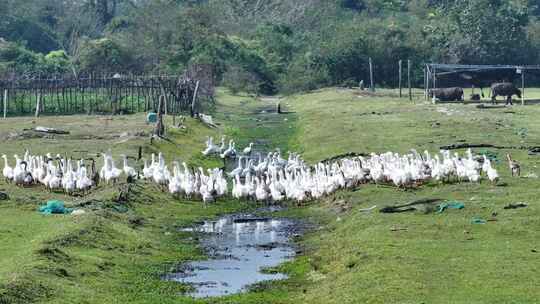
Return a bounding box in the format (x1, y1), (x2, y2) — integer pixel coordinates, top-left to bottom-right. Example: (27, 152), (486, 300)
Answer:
(0, 87), (539, 303)
(282, 88), (540, 303)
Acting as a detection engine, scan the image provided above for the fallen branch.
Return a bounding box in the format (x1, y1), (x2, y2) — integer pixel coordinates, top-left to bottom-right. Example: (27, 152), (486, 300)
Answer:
(440, 143), (497, 150)
(476, 104), (507, 109)
(358, 205), (377, 212)
(440, 143), (540, 152)
(29, 126), (70, 135)
(380, 198), (443, 214)
(390, 227), (408, 232)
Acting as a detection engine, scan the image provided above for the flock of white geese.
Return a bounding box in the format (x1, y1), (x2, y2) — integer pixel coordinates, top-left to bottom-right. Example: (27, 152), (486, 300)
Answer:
(203, 137), (500, 203)
(1, 137), (499, 203)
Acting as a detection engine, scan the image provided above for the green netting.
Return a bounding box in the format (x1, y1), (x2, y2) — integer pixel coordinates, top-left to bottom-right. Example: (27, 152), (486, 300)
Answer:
(477, 149), (499, 163)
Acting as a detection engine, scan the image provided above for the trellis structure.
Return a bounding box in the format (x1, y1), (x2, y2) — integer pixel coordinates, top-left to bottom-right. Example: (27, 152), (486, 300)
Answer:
(0, 73), (210, 117)
(424, 63), (540, 105)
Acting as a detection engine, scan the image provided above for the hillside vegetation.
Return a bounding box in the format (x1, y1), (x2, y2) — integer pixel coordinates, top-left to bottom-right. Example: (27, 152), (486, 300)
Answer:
(2, 0), (540, 93)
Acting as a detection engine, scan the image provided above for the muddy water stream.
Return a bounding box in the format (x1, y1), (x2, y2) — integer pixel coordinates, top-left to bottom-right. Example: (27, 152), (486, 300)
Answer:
(166, 97), (299, 298)
(166, 209), (301, 298)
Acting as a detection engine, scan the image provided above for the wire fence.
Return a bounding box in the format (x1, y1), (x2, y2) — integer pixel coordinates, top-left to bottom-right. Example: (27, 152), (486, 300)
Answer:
(0, 73), (207, 117)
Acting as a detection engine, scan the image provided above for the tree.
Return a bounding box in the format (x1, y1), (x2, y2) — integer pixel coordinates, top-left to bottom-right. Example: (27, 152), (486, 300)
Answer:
(78, 38), (133, 71)
(87, 0), (118, 28)
(340, 0), (366, 11)
(254, 24), (295, 76)
(426, 0), (530, 64)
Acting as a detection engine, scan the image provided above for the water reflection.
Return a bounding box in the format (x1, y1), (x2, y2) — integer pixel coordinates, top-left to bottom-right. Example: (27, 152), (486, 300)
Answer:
(170, 216), (297, 298)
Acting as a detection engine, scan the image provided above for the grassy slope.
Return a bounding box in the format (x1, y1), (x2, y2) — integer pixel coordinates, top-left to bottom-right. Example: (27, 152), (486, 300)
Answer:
(0, 112), (252, 303)
(283, 88), (540, 304)
(1, 88), (539, 303)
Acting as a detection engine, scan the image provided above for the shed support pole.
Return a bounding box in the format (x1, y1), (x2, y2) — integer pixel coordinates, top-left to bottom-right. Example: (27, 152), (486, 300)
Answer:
(433, 68), (437, 89)
(399, 60), (402, 98)
(3, 89), (7, 119)
(424, 65), (428, 100)
(369, 58), (375, 92)
(408, 60), (412, 101)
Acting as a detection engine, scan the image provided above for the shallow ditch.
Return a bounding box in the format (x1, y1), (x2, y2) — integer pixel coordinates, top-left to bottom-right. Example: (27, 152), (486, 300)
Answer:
(165, 208), (304, 298)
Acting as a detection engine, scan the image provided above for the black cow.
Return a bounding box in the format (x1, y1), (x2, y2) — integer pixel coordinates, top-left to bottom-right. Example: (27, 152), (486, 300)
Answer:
(491, 83), (521, 105)
(428, 87), (464, 102)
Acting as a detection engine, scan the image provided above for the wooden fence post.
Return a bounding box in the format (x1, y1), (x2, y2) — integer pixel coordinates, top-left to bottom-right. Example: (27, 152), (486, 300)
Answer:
(3, 89), (7, 119)
(155, 95), (165, 137)
(369, 58), (375, 92)
(399, 60), (402, 98)
(191, 81), (200, 117)
(424, 65), (428, 100)
(35, 93), (41, 118)
(164, 94), (168, 116)
(522, 70), (525, 106)
(408, 60), (412, 101)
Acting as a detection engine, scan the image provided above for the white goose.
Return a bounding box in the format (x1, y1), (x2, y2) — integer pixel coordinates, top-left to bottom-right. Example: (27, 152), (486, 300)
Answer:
(202, 137), (220, 156)
(220, 140), (237, 159)
(243, 142), (254, 155)
(228, 156), (245, 177)
(12, 156), (26, 185)
(2, 154), (13, 182)
(121, 154), (137, 178)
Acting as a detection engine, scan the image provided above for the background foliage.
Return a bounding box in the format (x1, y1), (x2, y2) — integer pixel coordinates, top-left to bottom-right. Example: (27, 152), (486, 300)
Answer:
(0, 0), (538, 93)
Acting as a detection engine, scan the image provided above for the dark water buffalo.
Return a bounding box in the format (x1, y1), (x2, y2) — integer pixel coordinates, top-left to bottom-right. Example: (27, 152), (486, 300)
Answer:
(428, 87), (464, 101)
(491, 83), (521, 105)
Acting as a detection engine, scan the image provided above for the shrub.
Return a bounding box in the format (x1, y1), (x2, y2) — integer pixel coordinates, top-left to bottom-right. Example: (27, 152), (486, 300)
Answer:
(78, 38), (133, 72)
(221, 65), (263, 95)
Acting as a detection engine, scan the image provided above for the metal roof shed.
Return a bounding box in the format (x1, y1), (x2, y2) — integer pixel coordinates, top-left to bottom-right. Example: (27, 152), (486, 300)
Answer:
(424, 63), (540, 105)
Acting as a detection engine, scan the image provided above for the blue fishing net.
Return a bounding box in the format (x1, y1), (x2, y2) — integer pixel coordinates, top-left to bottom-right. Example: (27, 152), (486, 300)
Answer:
(39, 200), (73, 215)
(437, 201), (465, 213)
